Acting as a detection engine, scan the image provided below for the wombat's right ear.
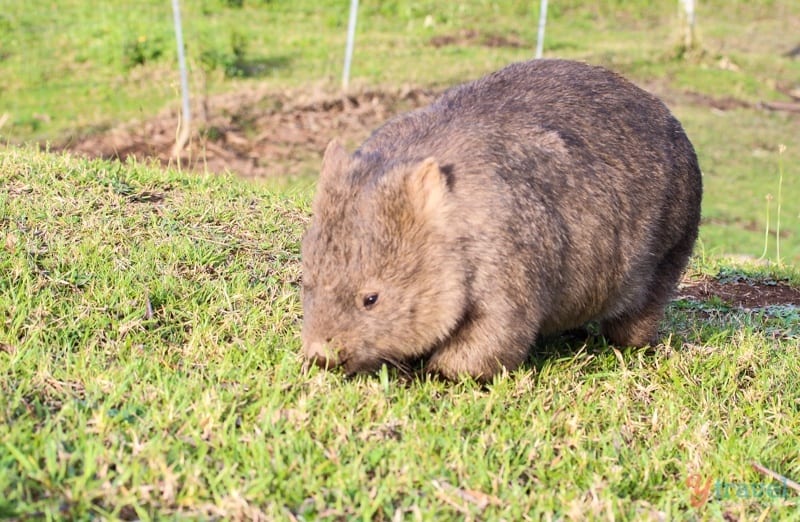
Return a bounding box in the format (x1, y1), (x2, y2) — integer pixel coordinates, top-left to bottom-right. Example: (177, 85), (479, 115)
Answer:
(319, 139), (349, 187)
(405, 157), (448, 220)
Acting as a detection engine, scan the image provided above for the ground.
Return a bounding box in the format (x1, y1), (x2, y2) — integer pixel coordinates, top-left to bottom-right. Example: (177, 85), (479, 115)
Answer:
(3, 2), (799, 518)
(56, 86), (437, 179)
(679, 277), (800, 309)
(54, 77), (800, 181)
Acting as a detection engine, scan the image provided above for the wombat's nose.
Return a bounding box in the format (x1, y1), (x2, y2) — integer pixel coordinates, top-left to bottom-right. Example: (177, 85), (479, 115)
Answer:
(304, 340), (340, 369)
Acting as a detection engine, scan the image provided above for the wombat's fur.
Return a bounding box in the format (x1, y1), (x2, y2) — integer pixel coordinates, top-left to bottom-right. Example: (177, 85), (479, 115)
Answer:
(301, 59), (702, 381)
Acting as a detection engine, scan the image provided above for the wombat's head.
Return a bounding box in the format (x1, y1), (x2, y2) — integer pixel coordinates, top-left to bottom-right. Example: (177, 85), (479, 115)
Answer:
(301, 140), (467, 376)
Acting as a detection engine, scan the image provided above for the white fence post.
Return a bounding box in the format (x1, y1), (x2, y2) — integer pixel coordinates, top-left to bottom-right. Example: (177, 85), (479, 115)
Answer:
(535, 0), (548, 59)
(171, 0), (191, 158)
(342, 0), (359, 90)
(679, 0), (696, 49)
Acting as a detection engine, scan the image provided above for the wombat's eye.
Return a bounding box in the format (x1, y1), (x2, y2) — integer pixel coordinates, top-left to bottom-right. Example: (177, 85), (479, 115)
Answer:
(363, 293), (379, 310)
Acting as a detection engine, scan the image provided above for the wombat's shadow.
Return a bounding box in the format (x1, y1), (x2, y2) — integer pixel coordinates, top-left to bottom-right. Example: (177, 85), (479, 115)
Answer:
(383, 324), (656, 386)
(527, 324), (630, 368)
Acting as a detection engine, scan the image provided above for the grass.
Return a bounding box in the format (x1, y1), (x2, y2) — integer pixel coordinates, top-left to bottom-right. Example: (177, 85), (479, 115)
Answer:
(2, 149), (799, 520)
(675, 106), (799, 263)
(2, 1), (800, 518)
(2, 1), (798, 138)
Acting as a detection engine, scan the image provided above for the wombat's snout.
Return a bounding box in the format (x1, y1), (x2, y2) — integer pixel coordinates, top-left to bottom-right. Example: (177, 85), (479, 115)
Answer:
(304, 340), (340, 370)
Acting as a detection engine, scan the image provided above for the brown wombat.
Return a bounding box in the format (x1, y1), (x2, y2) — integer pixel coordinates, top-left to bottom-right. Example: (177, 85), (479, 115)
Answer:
(300, 59), (702, 381)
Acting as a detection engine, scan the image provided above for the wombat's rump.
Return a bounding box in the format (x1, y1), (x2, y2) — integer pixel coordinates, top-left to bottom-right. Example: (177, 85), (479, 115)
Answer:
(300, 59), (702, 381)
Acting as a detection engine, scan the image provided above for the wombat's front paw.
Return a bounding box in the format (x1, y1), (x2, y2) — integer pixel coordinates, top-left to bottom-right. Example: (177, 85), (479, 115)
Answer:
(426, 347), (516, 383)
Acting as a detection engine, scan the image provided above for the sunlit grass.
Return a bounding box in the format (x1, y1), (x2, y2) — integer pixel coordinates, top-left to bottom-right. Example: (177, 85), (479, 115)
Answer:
(1, 149), (798, 519)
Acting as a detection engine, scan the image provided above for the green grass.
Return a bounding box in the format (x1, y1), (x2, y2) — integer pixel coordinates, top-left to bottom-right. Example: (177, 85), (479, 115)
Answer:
(675, 106), (800, 263)
(2, 149), (799, 520)
(2, 1), (798, 139)
(2, 3), (800, 517)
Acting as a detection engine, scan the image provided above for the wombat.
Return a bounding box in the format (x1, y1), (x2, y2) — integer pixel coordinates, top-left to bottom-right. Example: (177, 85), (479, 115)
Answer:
(301, 59), (702, 381)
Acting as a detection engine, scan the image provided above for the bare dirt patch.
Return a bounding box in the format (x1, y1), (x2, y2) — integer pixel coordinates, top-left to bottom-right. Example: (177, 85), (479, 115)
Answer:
(678, 278), (800, 309)
(57, 86), (437, 179)
(56, 76), (796, 180)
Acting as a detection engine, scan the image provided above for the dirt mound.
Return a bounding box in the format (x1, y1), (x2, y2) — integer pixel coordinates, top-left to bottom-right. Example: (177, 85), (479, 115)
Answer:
(429, 29), (526, 49)
(57, 70), (797, 180)
(678, 278), (800, 309)
(58, 86), (437, 178)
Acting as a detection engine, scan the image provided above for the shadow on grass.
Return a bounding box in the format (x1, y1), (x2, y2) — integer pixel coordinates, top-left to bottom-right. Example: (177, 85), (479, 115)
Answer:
(525, 322), (635, 368)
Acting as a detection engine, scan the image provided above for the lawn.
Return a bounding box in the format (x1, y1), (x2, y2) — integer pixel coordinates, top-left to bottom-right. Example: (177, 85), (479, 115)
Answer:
(1, 0), (800, 519)
(2, 147), (799, 520)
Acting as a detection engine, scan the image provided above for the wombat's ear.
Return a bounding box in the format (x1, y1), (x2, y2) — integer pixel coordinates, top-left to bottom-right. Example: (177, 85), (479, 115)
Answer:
(406, 157), (448, 219)
(319, 139), (349, 187)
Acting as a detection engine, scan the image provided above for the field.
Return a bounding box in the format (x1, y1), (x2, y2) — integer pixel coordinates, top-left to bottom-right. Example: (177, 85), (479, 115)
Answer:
(2, 0), (800, 520)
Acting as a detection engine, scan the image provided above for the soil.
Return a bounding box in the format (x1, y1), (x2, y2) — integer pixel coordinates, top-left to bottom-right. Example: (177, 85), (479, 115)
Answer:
(55, 41), (800, 181)
(57, 85), (437, 179)
(55, 80), (771, 180)
(678, 278), (800, 309)
(428, 29), (526, 49)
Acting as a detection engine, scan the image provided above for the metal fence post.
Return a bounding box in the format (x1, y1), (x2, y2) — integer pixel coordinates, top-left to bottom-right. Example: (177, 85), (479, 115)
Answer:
(171, 0), (191, 158)
(342, 0), (359, 90)
(535, 0), (548, 59)
(679, 0), (696, 49)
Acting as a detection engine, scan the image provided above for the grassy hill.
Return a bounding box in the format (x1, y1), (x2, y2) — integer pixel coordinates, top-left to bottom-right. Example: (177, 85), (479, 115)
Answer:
(1, 149), (798, 519)
(2, 0), (799, 518)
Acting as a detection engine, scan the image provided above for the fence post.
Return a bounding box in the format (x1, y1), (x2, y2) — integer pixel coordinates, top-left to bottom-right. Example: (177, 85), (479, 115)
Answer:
(679, 0), (696, 49)
(535, 0), (548, 59)
(171, 0), (191, 158)
(342, 0), (359, 90)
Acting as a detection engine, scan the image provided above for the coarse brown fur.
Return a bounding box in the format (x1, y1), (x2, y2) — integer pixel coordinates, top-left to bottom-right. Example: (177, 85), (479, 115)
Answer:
(300, 59), (703, 382)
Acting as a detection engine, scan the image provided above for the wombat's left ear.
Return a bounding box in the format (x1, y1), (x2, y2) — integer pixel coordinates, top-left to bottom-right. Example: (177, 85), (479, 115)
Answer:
(406, 157), (448, 219)
(313, 140), (350, 212)
(319, 139), (349, 186)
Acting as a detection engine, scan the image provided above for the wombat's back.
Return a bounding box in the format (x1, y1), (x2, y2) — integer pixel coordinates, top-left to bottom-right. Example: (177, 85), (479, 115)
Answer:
(359, 59), (695, 187)
(354, 59), (702, 332)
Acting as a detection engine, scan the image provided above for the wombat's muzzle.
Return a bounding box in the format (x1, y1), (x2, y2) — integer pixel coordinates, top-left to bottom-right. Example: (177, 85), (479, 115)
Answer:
(304, 340), (340, 370)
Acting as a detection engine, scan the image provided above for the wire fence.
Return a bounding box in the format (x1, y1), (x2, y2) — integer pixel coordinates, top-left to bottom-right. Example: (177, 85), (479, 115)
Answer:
(0, 0), (564, 141)
(1, 0), (701, 144)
